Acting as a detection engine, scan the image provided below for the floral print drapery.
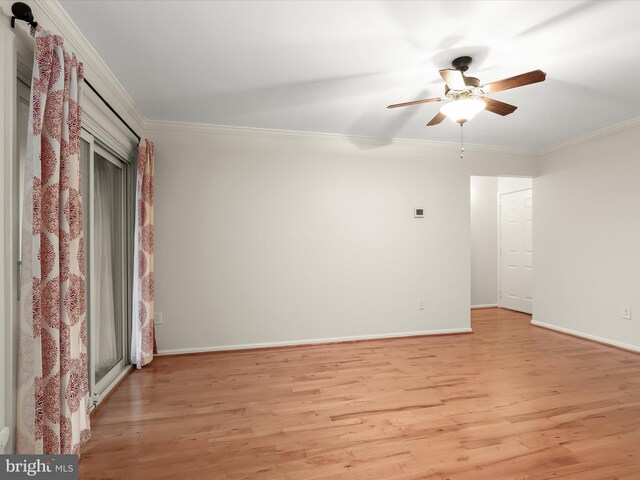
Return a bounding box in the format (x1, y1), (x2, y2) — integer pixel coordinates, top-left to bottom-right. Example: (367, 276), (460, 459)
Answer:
(17, 27), (91, 454)
(131, 139), (155, 368)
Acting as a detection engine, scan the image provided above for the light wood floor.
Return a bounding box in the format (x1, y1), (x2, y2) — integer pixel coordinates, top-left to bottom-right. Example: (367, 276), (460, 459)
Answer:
(80, 308), (640, 479)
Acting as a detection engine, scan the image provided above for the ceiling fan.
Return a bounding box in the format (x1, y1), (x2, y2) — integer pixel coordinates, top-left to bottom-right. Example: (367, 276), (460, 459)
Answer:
(387, 56), (546, 126)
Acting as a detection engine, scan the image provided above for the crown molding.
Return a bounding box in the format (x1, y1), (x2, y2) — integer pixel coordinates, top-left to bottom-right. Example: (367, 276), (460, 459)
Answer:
(31, 0), (147, 135)
(146, 119), (539, 157)
(540, 115), (640, 156)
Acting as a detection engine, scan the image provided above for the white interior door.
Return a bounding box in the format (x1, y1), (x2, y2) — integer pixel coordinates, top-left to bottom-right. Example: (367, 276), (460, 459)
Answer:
(499, 188), (533, 314)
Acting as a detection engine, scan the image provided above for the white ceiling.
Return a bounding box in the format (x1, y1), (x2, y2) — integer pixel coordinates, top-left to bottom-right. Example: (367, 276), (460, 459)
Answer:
(59, 0), (640, 148)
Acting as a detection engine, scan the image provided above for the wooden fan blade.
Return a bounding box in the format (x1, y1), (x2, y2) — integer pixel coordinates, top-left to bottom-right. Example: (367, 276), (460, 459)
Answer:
(427, 112), (446, 126)
(439, 69), (466, 90)
(484, 97), (517, 116)
(387, 97), (443, 109)
(481, 69), (546, 94)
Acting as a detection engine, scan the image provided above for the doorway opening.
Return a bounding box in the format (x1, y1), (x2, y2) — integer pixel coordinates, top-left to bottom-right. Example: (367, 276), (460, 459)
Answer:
(470, 176), (533, 314)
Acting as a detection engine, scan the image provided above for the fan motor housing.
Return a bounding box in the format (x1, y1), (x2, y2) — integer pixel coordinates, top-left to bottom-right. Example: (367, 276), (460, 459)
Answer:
(444, 76), (480, 95)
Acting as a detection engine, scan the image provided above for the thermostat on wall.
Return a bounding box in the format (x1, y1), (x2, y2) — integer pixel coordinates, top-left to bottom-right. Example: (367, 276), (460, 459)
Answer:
(414, 208), (424, 218)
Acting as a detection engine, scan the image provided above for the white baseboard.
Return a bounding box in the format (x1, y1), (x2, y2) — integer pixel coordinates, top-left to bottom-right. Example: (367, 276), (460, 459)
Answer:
(156, 327), (473, 356)
(531, 320), (640, 354)
(471, 304), (498, 309)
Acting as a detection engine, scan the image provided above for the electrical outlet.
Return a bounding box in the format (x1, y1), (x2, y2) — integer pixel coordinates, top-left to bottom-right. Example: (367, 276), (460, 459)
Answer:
(0, 426), (10, 452)
(154, 311), (163, 325)
(418, 299), (425, 310)
(622, 306), (632, 320)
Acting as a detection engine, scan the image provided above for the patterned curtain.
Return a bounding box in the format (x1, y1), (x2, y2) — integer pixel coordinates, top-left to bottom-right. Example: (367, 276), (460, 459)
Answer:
(131, 140), (155, 368)
(17, 27), (91, 454)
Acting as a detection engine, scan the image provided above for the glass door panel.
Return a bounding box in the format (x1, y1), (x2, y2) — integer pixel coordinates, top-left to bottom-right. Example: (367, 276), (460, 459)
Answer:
(80, 130), (133, 407)
(92, 147), (126, 387)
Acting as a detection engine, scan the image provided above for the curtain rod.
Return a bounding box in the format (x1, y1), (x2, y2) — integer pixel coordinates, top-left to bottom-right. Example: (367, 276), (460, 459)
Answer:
(83, 79), (141, 142)
(10, 2), (142, 143)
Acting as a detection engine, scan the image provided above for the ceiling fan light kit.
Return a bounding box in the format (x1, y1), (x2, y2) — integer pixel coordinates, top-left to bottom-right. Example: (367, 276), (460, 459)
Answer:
(440, 96), (486, 125)
(386, 56), (547, 157)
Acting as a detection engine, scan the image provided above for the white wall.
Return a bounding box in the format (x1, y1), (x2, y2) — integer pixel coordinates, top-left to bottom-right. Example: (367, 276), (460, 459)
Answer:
(499, 177), (532, 194)
(470, 176), (498, 307)
(148, 123), (537, 353)
(534, 121), (640, 351)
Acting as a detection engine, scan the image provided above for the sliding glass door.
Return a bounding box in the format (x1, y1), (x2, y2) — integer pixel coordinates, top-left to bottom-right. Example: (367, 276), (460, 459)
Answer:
(92, 145), (128, 390)
(80, 132), (133, 406)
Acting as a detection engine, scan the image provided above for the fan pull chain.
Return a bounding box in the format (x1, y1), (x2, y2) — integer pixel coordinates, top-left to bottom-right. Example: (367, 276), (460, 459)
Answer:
(460, 124), (465, 158)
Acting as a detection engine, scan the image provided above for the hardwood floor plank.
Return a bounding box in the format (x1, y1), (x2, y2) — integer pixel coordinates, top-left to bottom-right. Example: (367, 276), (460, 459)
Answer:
(79, 308), (640, 479)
